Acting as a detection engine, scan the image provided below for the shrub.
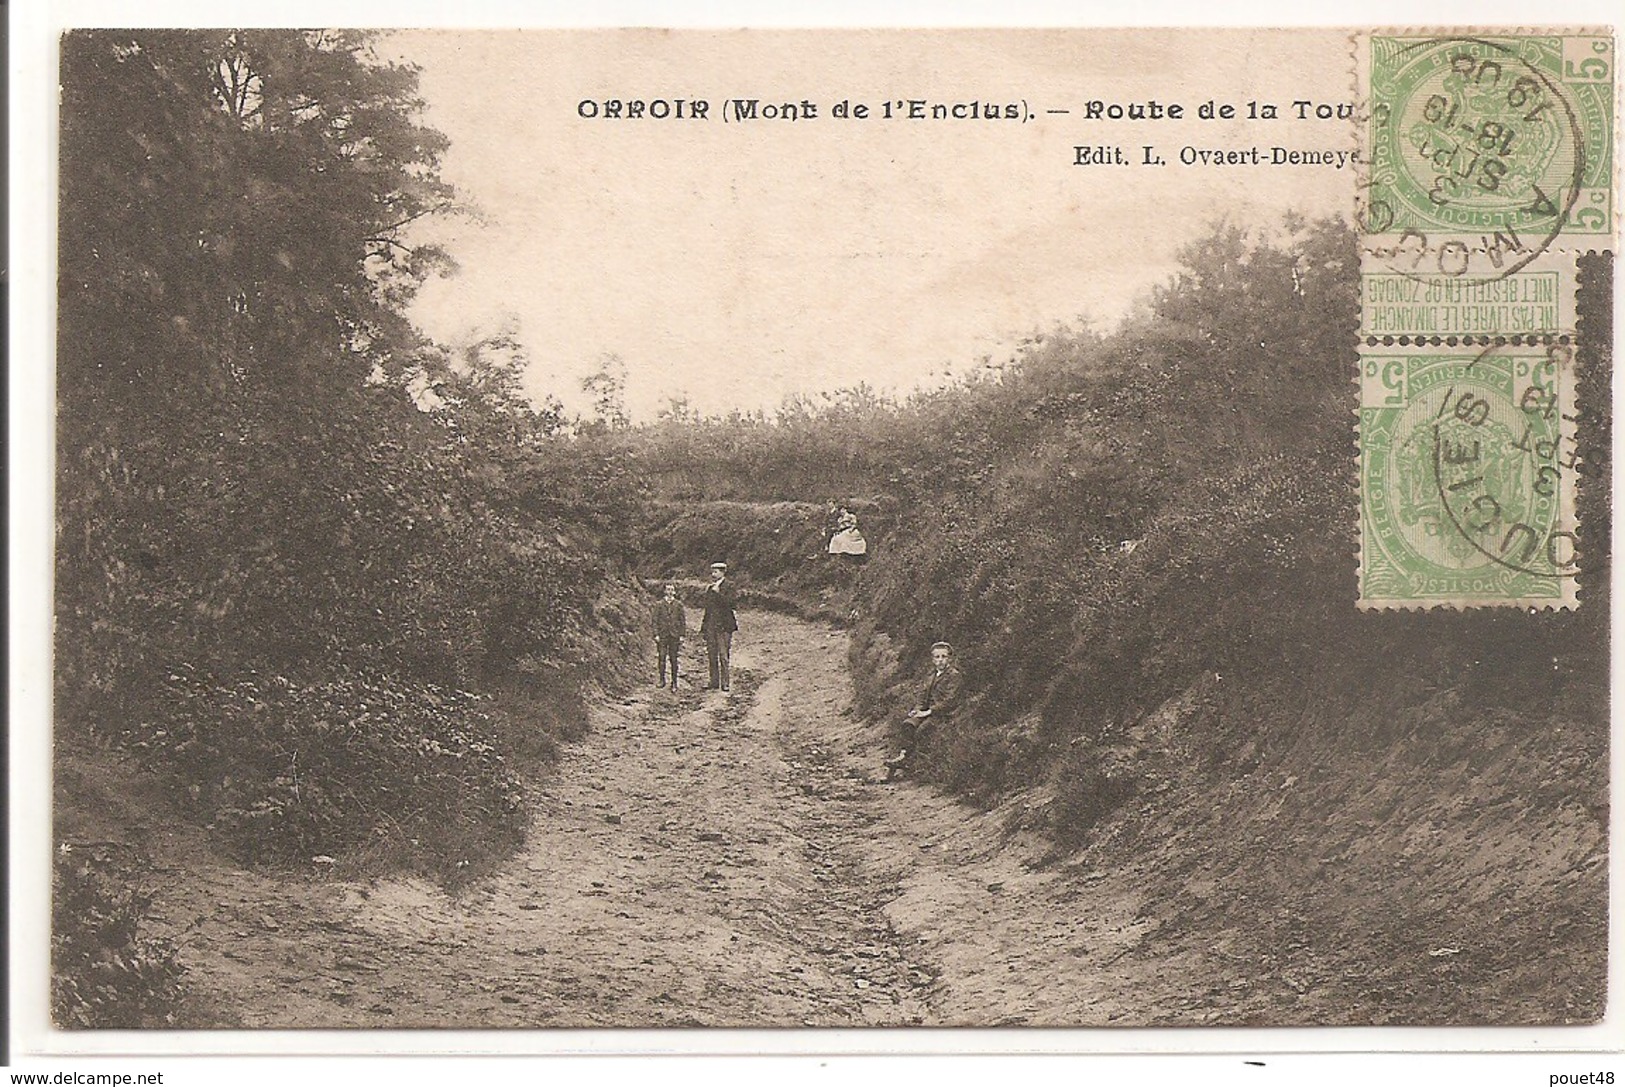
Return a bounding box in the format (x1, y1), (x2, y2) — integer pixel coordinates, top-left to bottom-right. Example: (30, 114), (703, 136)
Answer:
(52, 844), (185, 1028)
(117, 666), (527, 873)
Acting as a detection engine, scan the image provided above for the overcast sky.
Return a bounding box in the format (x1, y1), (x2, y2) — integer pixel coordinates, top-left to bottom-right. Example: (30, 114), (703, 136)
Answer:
(388, 28), (1356, 420)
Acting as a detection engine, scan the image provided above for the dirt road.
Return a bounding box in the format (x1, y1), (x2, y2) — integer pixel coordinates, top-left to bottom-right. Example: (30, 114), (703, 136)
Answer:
(61, 605), (1605, 1030)
(78, 610), (1190, 1028)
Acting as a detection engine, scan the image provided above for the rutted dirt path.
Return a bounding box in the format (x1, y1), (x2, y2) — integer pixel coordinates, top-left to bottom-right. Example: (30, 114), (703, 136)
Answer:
(60, 606), (1608, 1029)
(67, 610), (1177, 1028)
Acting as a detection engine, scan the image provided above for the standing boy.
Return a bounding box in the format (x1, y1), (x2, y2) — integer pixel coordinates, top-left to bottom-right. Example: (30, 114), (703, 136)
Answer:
(653, 583), (686, 690)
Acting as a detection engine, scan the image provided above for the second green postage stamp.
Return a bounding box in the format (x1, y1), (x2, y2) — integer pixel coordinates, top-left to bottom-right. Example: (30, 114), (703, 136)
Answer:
(1359, 348), (1579, 609)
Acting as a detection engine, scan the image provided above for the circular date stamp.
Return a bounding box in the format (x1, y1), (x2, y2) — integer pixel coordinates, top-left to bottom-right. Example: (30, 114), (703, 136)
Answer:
(1360, 34), (1613, 282)
(1359, 347), (1579, 609)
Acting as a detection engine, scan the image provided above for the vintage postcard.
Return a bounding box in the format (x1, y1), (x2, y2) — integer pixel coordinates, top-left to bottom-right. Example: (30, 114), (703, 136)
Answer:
(8, 10), (1620, 1073)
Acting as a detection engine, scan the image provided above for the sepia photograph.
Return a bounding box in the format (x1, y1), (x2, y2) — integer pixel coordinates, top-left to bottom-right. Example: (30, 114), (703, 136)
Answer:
(9, 6), (1620, 1070)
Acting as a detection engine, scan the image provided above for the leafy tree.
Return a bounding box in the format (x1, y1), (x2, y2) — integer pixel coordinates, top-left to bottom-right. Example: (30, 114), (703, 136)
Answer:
(57, 30), (465, 717)
(55, 30), (639, 874)
(59, 30), (452, 412)
(416, 318), (567, 443)
(579, 353), (630, 433)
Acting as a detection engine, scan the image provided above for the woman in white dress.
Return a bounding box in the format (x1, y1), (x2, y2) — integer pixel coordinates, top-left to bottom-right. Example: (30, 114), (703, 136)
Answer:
(827, 508), (867, 557)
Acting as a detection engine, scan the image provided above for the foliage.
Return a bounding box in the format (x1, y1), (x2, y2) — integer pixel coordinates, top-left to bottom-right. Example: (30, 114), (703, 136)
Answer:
(579, 353), (631, 434)
(56, 29), (640, 877)
(121, 666), (526, 868)
(52, 845), (186, 1028)
(412, 317), (570, 443)
(58, 29), (452, 425)
(57, 28), (462, 724)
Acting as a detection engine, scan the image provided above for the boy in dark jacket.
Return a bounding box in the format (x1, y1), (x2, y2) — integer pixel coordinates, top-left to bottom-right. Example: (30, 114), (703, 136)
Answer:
(653, 583), (686, 689)
(885, 641), (963, 780)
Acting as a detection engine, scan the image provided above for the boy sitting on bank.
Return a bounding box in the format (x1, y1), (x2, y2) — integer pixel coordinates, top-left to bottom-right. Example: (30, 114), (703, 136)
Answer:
(884, 641), (963, 781)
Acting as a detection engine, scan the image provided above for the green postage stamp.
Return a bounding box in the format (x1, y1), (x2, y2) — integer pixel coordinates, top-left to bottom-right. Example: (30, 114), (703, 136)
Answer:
(1359, 348), (1579, 608)
(1356, 30), (1612, 609)
(1362, 33), (1613, 241)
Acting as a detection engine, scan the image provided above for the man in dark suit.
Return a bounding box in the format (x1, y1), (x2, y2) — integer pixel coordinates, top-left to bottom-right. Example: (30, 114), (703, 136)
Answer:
(700, 561), (738, 691)
(885, 641), (963, 781)
(652, 582), (686, 690)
